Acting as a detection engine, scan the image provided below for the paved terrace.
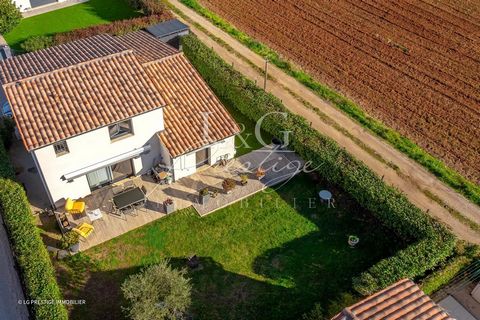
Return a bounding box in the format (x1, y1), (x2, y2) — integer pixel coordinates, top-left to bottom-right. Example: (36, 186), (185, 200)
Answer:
(10, 143), (304, 251)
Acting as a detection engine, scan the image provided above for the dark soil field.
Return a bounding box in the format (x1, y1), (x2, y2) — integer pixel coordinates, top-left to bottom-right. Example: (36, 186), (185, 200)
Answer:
(200, 0), (480, 183)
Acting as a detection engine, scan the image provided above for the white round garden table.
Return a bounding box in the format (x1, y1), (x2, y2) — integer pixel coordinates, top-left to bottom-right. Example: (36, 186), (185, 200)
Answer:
(318, 190), (333, 208)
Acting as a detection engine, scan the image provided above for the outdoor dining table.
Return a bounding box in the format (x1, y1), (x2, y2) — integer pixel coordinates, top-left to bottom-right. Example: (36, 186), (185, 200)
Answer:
(113, 187), (146, 211)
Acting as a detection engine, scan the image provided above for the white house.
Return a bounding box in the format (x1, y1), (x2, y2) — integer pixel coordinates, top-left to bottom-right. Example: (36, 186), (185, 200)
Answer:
(0, 31), (239, 207)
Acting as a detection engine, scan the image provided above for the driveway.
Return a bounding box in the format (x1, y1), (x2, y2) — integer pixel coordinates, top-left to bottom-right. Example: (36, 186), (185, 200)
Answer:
(0, 215), (29, 320)
(167, 0), (480, 243)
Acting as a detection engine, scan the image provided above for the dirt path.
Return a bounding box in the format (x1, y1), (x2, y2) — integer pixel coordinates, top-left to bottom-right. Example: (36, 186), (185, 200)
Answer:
(168, 0), (480, 244)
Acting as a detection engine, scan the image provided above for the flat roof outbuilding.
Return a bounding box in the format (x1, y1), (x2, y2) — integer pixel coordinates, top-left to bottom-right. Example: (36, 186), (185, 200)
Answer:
(146, 19), (189, 39)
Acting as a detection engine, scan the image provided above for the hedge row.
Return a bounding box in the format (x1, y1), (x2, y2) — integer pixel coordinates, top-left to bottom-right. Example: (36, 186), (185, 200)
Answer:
(181, 34), (456, 295)
(53, 12), (172, 45)
(20, 2), (173, 52)
(0, 127), (68, 319)
(178, 0), (480, 207)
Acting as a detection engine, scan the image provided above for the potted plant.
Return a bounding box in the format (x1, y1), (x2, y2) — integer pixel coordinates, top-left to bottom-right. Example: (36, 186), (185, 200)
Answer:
(163, 198), (175, 214)
(348, 235), (360, 248)
(60, 231), (80, 253)
(240, 174), (248, 186)
(256, 167), (266, 180)
(222, 178), (236, 194)
(199, 187), (210, 204)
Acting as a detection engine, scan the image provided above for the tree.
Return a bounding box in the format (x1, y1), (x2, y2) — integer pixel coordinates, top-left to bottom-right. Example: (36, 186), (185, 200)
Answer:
(121, 260), (192, 320)
(0, 0), (21, 34)
(302, 304), (326, 320)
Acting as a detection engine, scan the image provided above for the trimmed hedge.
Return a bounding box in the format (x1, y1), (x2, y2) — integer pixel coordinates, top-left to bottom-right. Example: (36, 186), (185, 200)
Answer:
(178, 0), (480, 207)
(420, 256), (471, 295)
(20, 1), (173, 52)
(53, 12), (172, 45)
(0, 130), (68, 319)
(181, 34), (456, 295)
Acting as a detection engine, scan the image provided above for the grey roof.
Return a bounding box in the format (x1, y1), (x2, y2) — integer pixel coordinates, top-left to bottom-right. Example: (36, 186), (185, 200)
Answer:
(0, 46), (12, 61)
(146, 19), (189, 38)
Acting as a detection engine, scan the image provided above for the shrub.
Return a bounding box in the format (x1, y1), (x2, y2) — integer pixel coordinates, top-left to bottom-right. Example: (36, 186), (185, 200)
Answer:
(420, 255), (471, 295)
(302, 303), (325, 320)
(20, 35), (54, 52)
(127, 0), (167, 15)
(0, 179), (68, 320)
(121, 260), (191, 320)
(0, 0), (21, 34)
(181, 34), (456, 295)
(222, 178), (236, 192)
(54, 12), (172, 45)
(20, 6), (173, 50)
(60, 231), (79, 250)
(0, 131), (67, 319)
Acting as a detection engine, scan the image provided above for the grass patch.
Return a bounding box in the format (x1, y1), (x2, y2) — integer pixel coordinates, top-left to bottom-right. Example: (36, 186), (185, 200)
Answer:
(4, 0), (141, 50)
(55, 174), (402, 319)
(177, 0), (480, 206)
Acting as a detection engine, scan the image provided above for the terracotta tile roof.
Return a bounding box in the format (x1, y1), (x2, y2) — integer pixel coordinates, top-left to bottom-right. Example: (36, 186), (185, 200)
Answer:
(332, 279), (453, 320)
(145, 54), (240, 157)
(4, 51), (166, 150)
(0, 34), (126, 84)
(116, 30), (178, 64)
(2, 31), (237, 154)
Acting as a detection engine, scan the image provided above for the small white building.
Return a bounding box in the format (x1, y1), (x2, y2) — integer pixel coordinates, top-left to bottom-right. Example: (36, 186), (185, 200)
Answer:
(12, 0), (64, 12)
(0, 31), (239, 207)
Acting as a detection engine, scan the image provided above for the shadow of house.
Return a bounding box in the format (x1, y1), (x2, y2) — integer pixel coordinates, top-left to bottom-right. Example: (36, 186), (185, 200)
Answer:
(249, 172), (406, 316)
(59, 256), (293, 320)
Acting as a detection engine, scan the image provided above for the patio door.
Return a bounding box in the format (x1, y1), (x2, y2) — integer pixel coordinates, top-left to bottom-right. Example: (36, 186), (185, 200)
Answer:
(195, 148), (209, 168)
(86, 159), (134, 190)
(86, 167), (112, 190)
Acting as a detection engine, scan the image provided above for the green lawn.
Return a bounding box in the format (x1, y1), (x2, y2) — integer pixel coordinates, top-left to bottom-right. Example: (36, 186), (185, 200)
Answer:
(4, 0), (141, 51)
(55, 174), (402, 320)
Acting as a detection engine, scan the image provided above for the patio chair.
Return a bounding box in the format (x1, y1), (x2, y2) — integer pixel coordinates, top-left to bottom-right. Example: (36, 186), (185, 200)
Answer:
(72, 222), (94, 239)
(65, 198), (85, 214)
(123, 180), (136, 190)
(112, 185), (124, 195)
(122, 205), (137, 217)
(109, 201), (127, 220)
(133, 200), (147, 213)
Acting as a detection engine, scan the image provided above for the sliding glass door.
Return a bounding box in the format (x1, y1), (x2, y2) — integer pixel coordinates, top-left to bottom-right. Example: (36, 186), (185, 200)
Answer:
(86, 159), (134, 190)
(86, 167), (112, 190)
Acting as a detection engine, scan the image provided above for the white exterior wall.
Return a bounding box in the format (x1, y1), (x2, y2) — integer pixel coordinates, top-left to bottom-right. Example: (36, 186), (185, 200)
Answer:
(12, 0), (31, 12)
(33, 108), (164, 206)
(208, 136), (235, 165)
(171, 136), (236, 181)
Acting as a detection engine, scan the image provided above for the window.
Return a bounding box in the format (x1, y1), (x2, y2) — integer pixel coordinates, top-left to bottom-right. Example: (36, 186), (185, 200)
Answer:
(109, 120), (133, 141)
(53, 140), (69, 156)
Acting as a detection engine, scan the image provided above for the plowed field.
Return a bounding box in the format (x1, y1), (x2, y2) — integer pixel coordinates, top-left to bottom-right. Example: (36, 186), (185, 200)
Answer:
(200, 0), (480, 183)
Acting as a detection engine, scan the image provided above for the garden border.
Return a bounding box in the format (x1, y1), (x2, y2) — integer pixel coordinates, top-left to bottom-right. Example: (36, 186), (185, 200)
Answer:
(181, 34), (456, 295)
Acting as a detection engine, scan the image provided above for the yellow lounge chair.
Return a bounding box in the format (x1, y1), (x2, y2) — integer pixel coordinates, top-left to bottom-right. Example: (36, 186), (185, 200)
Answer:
(72, 223), (94, 239)
(65, 198), (85, 214)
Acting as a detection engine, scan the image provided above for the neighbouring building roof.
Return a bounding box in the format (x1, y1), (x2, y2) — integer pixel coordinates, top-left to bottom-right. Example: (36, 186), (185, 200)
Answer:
(332, 279), (453, 320)
(146, 54), (239, 157)
(0, 34), (126, 84)
(0, 31), (239, 155)
(116, 31), (178, 64)
(146, 19), (189, 39)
